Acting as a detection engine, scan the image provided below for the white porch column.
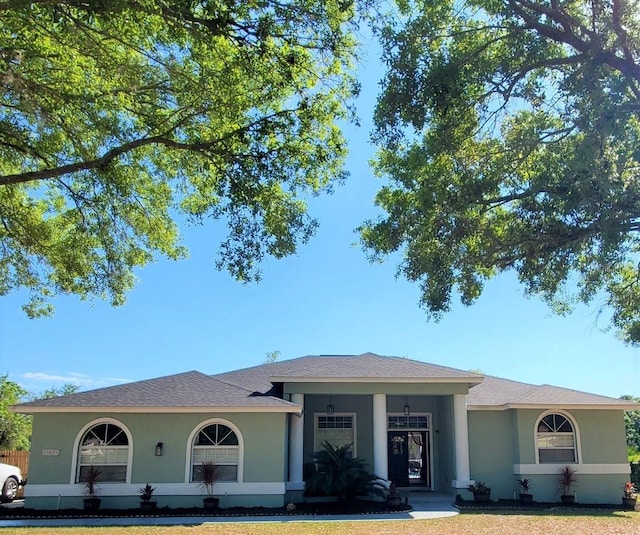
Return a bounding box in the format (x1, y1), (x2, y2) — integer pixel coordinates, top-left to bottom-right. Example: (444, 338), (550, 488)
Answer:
(372, 393), (388, 479)
(452, 393), (473, 488)
(288, 393), (305, 490)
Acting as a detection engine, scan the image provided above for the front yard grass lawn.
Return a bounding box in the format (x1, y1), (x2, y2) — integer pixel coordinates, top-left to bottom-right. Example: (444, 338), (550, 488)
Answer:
(0, 510), (638, 535)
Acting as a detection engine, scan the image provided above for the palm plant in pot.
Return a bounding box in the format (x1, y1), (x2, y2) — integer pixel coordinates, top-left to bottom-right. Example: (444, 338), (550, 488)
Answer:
(517, 478), (533, 504)
(139, 483), (157, 510)
(622, 481), (637, 509)
(198, 460), (220, 510)
(82, 466), (102, 511)
(304, 442), (386, 503)
(557, 465), (577, 504)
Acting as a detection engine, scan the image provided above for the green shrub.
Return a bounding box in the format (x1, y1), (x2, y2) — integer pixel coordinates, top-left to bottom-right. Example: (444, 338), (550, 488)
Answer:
(304, 442), (385, 502)
(631, 462), (640, 487)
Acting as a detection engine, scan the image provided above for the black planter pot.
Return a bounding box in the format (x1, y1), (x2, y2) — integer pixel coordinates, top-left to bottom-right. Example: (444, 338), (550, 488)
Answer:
(387, 496), (402, 507)
(473, 492), (491, 502)
(560, 494), (575, 504)
(83, 497), (101, 511)
(140, 500), (157, 511)
(203, 497), (220, 510)
(622, 497), (637, 509)
(519, 493), (534, 504)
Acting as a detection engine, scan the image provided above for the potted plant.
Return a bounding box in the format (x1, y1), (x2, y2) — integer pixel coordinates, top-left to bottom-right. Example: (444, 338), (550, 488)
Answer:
(82, 466), (102, 511)
(304, 442), (385, 503)
(622, 481), (637, 509)
(557, 465), (577, 504)
(387, 481), (402, 507)
(467, 481), (491, 502)
(517, 478), (533, 504)
(139, 483), (157, 510)
(198, 460), (220, 510)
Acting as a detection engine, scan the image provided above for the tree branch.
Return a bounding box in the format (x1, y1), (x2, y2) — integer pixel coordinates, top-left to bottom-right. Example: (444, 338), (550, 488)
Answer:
(0, 106), (300, 186)
(508, 0), (640, 83)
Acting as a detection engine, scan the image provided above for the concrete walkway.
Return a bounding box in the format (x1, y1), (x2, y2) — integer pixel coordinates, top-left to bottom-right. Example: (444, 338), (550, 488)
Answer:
(0, 493), (458, 528)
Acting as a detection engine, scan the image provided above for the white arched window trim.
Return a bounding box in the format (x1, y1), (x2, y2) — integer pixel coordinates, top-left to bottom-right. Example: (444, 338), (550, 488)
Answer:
(185, 418), (244, 483)
(70, 417), (133, 484)
(534, 410), (582, 465)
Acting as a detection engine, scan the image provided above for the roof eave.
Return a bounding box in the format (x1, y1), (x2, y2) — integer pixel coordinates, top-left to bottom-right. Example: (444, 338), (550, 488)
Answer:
(468, 403), (639, 411)
(12, 405), (302, 415)
(269, 376), (484, 385)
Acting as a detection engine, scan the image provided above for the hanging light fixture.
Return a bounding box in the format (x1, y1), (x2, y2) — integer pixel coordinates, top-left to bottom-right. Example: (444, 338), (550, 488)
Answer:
(155, 442), (164, 456)
(404, 396), (411, 416)
(326, 397), (334, 415)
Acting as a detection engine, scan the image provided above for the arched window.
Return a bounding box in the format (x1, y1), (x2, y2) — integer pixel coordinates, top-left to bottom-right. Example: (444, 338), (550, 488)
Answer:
(77, 420), (130, 482)
(191, 421), (241, 482)
(536, 412), (578, 464)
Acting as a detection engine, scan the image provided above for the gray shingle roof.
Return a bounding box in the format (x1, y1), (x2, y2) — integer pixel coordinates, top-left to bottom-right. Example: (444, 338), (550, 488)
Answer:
(15, 371), (300, 413)
(467, 375), (638, 409)
(217, 352), (483, 385)
(15, 353), (638, 413)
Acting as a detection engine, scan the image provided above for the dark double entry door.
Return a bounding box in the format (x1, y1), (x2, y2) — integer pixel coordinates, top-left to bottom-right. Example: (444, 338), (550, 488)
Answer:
(387, 430), (431, 488)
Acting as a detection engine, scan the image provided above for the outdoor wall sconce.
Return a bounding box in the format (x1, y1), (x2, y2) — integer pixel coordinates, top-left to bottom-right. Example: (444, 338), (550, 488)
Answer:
(404, 397), (411, 416)
(326, 398), (334, 415)
(155, 442), (164, 456)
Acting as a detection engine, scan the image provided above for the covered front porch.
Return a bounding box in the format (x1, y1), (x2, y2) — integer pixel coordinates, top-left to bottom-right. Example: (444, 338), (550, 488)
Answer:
(285, 391), (474, 496)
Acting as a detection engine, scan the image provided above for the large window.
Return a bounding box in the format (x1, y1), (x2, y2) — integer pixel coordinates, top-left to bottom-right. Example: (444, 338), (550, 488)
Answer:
(314, 414), (356, 454)
(77, 420), (130, 482)
(536, 413), (578, 463)
(191, 421), (241, 482)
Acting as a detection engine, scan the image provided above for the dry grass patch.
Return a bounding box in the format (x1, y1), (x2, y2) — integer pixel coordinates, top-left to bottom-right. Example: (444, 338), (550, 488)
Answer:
(0, 511), (638, 535)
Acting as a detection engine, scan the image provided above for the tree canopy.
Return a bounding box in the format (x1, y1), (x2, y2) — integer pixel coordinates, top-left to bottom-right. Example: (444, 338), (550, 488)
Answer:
(361, 0), (640, 343)
(0, 376), (78, 450)
(1, 0), (362, 317)
(622, 395), (640, 459)
(0, 375), (29, 450)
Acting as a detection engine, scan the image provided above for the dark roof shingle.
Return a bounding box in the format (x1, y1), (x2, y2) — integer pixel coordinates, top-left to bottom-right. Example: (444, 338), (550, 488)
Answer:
(15, 353), (638, 413)
(467, 375), (637, 409)
(16, 371), (299, 412)
(217, 352), (483, 385)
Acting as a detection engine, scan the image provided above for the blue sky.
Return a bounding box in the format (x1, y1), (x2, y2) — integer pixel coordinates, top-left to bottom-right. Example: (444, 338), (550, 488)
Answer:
(1, 34), (638, 400)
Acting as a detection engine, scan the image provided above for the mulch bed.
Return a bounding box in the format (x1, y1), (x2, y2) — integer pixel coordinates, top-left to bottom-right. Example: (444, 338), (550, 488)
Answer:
(0, 501), (413, 520)
(456, 498), (638, 513)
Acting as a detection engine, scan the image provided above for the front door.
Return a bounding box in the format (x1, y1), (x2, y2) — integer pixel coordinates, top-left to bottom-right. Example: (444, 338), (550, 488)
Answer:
(388, 430), (431, 487)
(387, 431), (409, 486)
